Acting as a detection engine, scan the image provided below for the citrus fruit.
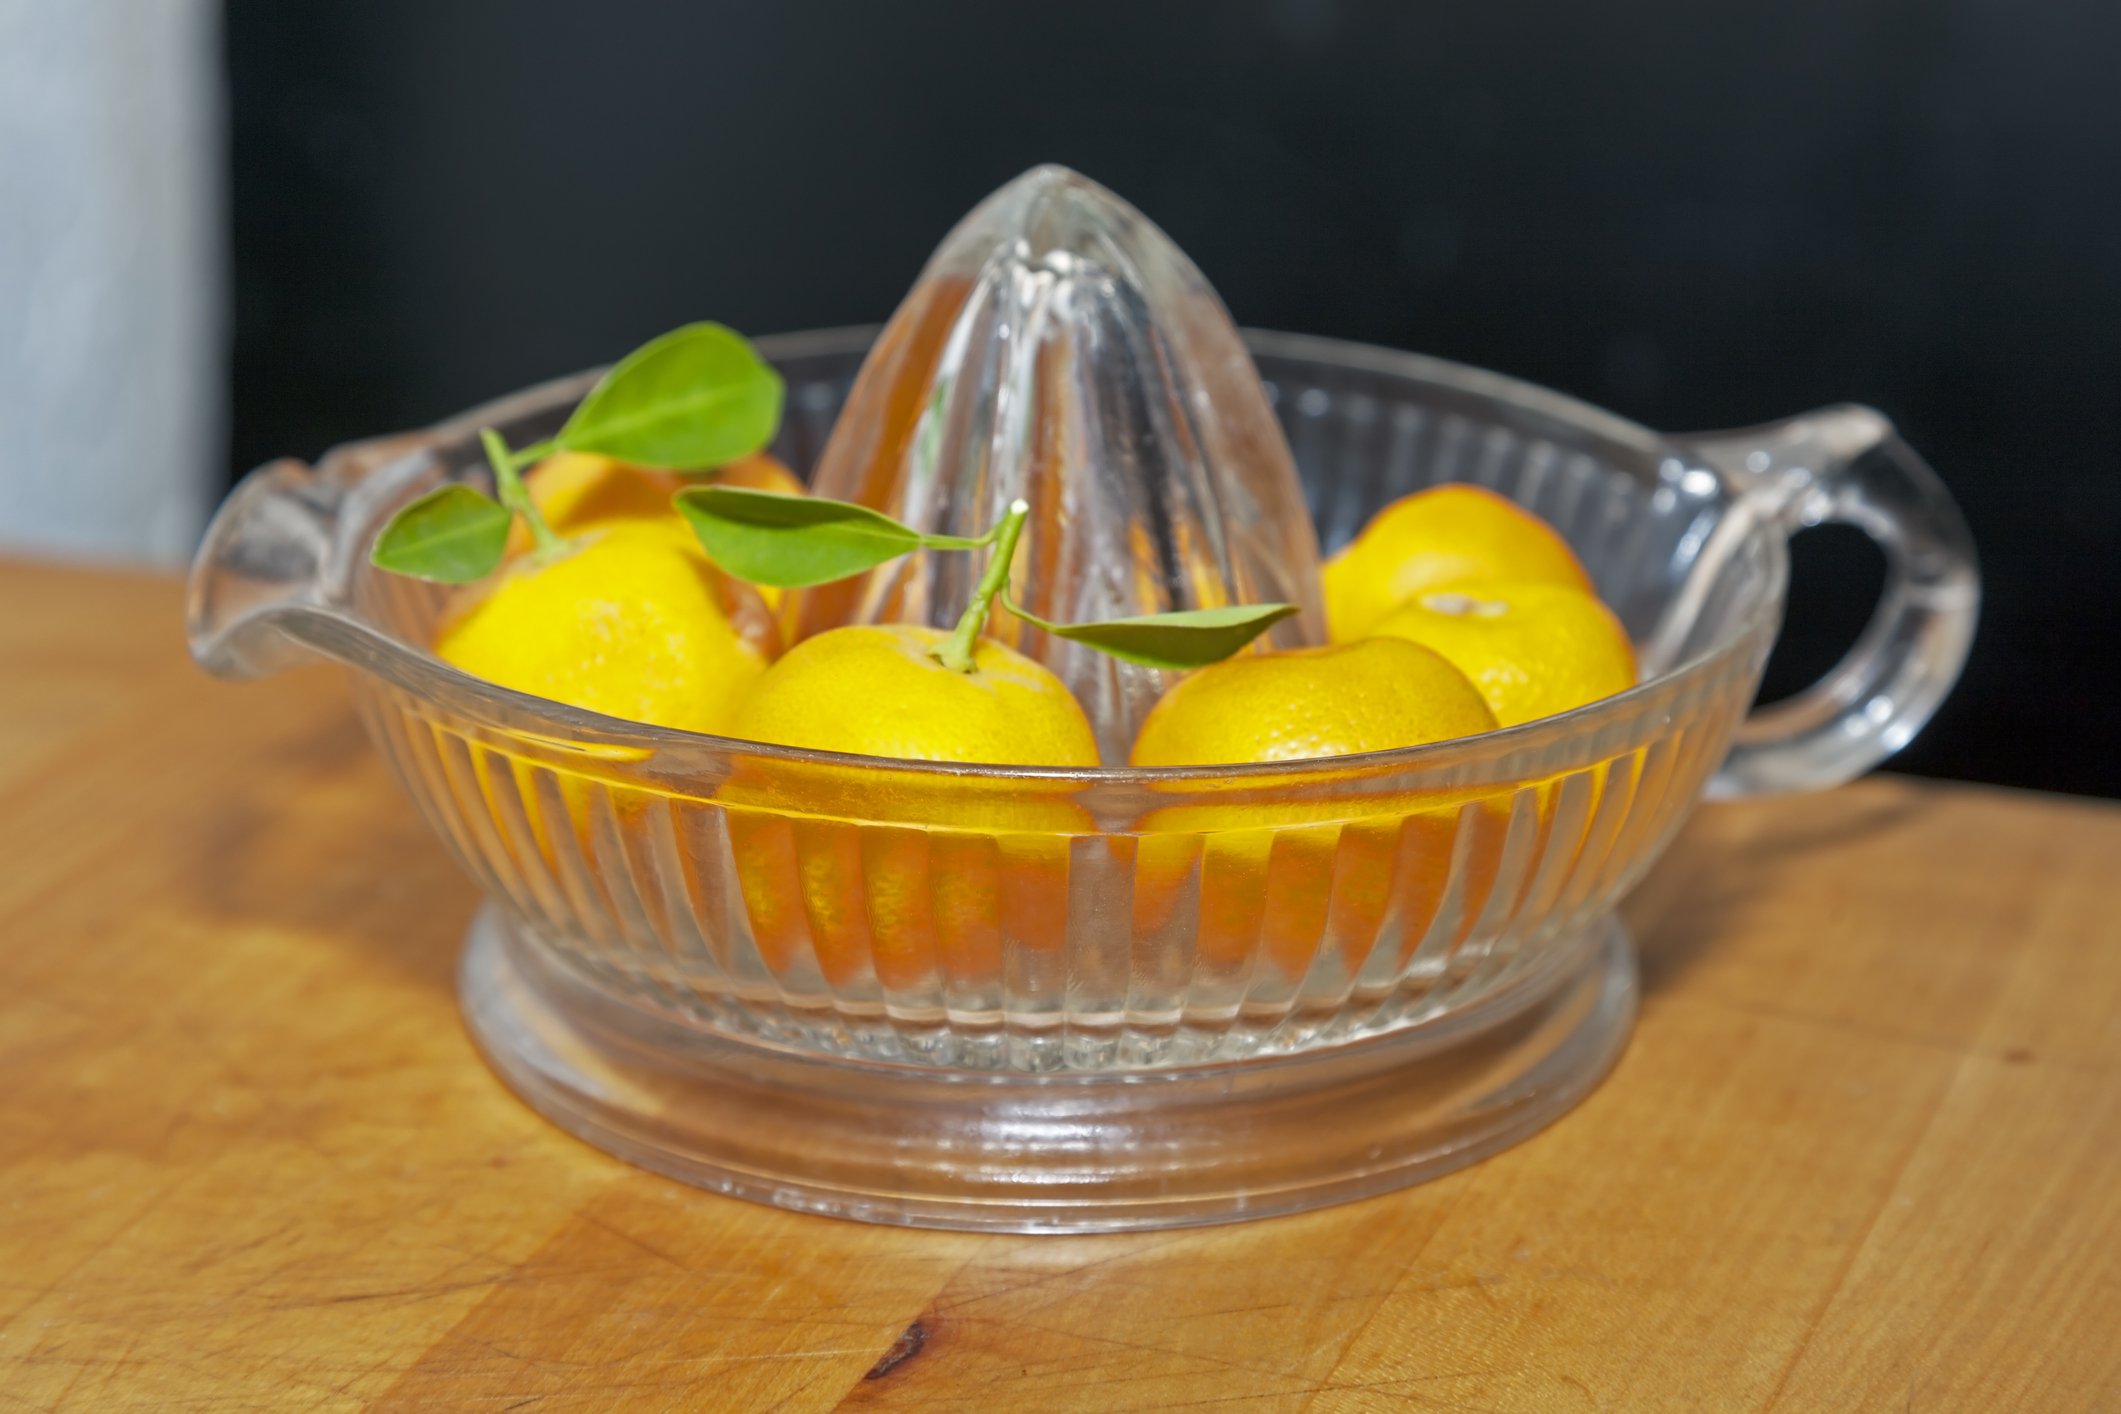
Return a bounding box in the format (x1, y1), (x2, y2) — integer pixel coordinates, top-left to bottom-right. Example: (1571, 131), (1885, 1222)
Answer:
(720, 623), (1095, 992)
(1125, 638), (1500, 982)
(1371, 578), (1637, 727)
(1129, 637), (1496, 767)
(713, 451), (806, 498)
(435, 519), (769, 735)
(506, 452), (682, 554)
(1125, 800), (1509, 986)
(729, 623), (1098, 767)
(1323, 484), (1594, 642)
(511, 450), (803, 545)
(510, 450), (809, 622)
(717, 771), (1084, 994)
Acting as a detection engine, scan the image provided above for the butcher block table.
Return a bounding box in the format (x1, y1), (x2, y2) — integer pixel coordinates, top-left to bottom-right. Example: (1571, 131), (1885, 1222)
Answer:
(2, 556), (2117, 1412)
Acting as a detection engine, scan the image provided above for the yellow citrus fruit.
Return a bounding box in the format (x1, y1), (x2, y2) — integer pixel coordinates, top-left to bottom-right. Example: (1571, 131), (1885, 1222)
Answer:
(510, 450), (807, 619)
(1324, 484), (1594, 642)
(730, 623), (1098, 767)
(717, 778), (1082, 993)
(1371, 578), (1637, 728)
(1130, 638), (1496, 768)
(1125, 803), (1508, 985)
(510, 448), (804, 562)
(720, 623), (1095, 991)
(506, 452), (682, 555)
(713, 451), (806, 498)
(435, 519), (768, 735)
(1126, 638), (1500, 981)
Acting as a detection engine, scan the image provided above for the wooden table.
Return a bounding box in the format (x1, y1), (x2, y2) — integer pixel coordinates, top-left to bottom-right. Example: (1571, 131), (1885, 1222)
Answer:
(3, 557), (2116, 1412)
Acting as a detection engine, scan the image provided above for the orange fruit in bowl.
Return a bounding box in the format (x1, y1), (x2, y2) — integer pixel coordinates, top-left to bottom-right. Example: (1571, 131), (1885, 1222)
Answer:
(1127, 638), (1501, 983)
(1323, 484), (1594, 642)
(730, 624), (1097, 767)
(712, 451), (806, 498)
(436, 519), (770, 735)
(1371, 578), (1638, 728)
(506, 452), (683, 555)
(1129, 637), (1495, 768)
(719, 623), (1098, 993)
(510, 449), (808, 622)
(435, 518), (778, 886)
(516, 449), (803, 537)
(510, 450), (806, 597)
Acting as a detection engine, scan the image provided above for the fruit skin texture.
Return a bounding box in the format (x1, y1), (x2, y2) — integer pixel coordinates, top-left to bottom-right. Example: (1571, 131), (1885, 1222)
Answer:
(434, 519), (767, 735)
(1125, 639), (1500, 983)
(511, 450), (804, 585)
(713, 451), (806, 498)
(510, 450), (805, 617)
(507, 452), (682, 555)
(719, 622), (1095, 991)
(729, 623), (1099, 768)
(1371, 578), (1638, 728)
(1129, 638), (1497, 768)
(1323, 484), (1594, 643)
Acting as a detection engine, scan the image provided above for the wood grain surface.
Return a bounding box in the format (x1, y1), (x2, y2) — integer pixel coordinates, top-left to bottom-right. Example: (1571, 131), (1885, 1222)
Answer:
(2, 557), (2116, 1412)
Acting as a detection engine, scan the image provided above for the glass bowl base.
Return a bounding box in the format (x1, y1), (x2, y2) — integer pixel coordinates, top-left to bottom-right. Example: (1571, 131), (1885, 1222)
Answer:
(458, 906), (1636, 1233)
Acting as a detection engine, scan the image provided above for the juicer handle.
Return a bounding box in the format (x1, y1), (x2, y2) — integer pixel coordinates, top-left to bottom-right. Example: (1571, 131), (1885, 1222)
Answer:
(1688, 405), (1979, 798)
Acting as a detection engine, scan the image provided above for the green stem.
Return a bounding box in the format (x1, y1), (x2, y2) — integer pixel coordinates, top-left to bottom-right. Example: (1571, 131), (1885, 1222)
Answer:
(935, 498), (1030, 674)
(481, 427), (564, 558)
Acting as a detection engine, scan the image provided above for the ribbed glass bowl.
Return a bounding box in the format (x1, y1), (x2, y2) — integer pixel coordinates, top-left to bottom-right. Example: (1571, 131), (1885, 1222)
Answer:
(189, 328), (1975, 1229)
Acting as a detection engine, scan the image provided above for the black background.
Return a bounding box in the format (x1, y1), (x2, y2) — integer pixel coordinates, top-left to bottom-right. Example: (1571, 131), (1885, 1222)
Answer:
(226, 0), (2121, 797)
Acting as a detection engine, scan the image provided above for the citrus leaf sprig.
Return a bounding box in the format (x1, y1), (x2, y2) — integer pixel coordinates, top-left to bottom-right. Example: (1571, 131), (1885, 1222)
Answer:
(1003, 600), (1301, 670)
(366, 484), (513, 582)
(671, 485), (993, 588)
(370, 323), (784, 583)
(675, 485), (1296, 672)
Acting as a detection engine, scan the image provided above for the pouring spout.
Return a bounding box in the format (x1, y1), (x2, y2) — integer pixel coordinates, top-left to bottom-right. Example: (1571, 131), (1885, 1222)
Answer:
(186, 418), (441, 680)
(186, 456), (341, 679)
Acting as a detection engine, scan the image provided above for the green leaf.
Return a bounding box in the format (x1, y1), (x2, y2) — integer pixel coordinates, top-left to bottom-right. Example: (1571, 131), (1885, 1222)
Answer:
(369, 484), (513, 583)
(675, 486), (953, 588)
(557, 322), (784, 469)
(1005, 599), (1301, 669)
